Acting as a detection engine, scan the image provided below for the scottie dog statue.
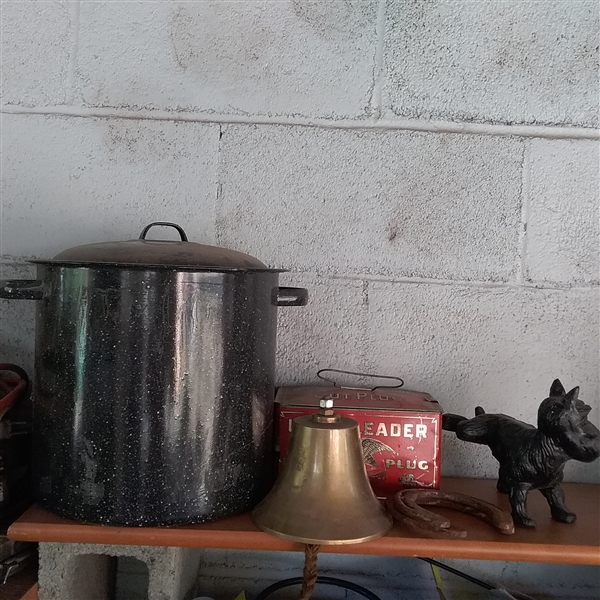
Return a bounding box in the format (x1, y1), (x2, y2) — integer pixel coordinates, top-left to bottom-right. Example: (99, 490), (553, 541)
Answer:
(443, 380), (600, 527)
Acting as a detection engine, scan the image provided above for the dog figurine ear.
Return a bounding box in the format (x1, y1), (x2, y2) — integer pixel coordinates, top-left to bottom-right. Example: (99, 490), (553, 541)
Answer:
(550, 379), (566, 397)
(563, 386), (582, 407)
(562, 386), (593, 420)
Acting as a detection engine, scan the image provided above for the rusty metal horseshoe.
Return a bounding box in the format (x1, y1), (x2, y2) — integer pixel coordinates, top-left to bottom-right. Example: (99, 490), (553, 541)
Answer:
(386, 489), (515, 538)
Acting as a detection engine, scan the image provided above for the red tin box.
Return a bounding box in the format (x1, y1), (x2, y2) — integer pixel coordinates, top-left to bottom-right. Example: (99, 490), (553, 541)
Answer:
(275, 383), (443, 498)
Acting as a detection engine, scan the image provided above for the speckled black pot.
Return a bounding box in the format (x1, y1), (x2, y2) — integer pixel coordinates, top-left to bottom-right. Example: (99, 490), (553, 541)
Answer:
(0, 223), (307, 525)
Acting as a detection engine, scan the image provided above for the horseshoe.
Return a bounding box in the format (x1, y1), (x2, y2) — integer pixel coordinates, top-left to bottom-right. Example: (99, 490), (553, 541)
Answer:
(387, 489), (514, 538)
(385, 496), (467, 538)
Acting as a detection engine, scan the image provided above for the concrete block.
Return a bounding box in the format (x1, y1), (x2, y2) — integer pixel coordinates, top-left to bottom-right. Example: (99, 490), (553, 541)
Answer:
(194, 549), (437, 600)
(525, 139), (599, 286)
(35, 543), (600, 600)
(0, 0), (72, 106)
(1, 114), (219, 260)
(193, 549), (600, 600)
(441, 559), (600, 600)
(364, 281), (599, 482)
(275, 273), (368, 386)
(383, 0), (599, 127)
(77, 1), (378, 118)
(0, 262), (36, 377)
(218, 125), (523, 282)
(38, 542), (201, 600)
(115, 556), (150, 600)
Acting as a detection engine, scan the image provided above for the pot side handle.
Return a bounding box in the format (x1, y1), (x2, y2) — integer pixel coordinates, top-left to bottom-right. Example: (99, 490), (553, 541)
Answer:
(275, 287), (308, 307)
(0, 280), (44, 300)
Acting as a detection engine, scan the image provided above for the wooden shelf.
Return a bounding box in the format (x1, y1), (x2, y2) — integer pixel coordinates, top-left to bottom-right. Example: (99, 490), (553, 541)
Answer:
(8, 479), (600, 565)
(20, 583), (38, 600)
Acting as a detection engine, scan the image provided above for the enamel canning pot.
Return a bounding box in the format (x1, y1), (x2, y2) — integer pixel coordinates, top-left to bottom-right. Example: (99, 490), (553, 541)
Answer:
(0, 222), (308, 526)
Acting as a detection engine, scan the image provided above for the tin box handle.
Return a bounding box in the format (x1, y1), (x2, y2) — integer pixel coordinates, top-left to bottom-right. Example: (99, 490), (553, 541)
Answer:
(317, 369), (404, 391)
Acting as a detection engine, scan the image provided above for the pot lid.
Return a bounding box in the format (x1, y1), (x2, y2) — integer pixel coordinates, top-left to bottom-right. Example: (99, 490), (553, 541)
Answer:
(35, 222), (277, 271)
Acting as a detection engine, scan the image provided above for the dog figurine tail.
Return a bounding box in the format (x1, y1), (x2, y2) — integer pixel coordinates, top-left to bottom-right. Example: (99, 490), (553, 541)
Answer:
(442, 413), (468, 432)
(442, 406), (486, 432)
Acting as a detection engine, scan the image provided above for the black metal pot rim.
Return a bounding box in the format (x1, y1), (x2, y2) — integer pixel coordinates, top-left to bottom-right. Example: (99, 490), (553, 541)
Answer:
(30, 259), (286, 273)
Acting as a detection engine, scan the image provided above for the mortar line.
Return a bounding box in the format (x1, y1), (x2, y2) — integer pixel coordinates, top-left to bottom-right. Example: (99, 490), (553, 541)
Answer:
(2, 252), (597, 292)
(281, 270), (599, 292)
(0, 4), (4, 264)
(359, 279), (372, 374)
(1, 105), (598, 141)
(368, 0), (387, 120)
(65, 0), (81, 106)
(214, 123), (224, 247)
(518, 140), (532, 285)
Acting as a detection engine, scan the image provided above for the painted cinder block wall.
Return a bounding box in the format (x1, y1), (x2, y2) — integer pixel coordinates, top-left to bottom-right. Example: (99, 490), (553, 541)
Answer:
(1, 1), (599, 598)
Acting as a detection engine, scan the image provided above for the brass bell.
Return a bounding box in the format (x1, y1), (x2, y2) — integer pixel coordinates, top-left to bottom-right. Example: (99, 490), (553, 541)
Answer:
(253, 398), (392, 544)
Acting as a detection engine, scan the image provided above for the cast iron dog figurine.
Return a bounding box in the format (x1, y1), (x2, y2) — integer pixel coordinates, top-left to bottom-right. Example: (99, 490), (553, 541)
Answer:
(443, 380), (600, 527)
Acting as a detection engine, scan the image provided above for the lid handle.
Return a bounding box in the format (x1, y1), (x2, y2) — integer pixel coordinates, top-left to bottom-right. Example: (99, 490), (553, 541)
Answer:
(317, 369), (404, 391)
(139, 222), (188, 242)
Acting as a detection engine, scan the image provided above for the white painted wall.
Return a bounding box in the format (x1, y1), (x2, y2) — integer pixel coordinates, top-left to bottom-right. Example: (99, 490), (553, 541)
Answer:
(1, 1), (599, 598)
